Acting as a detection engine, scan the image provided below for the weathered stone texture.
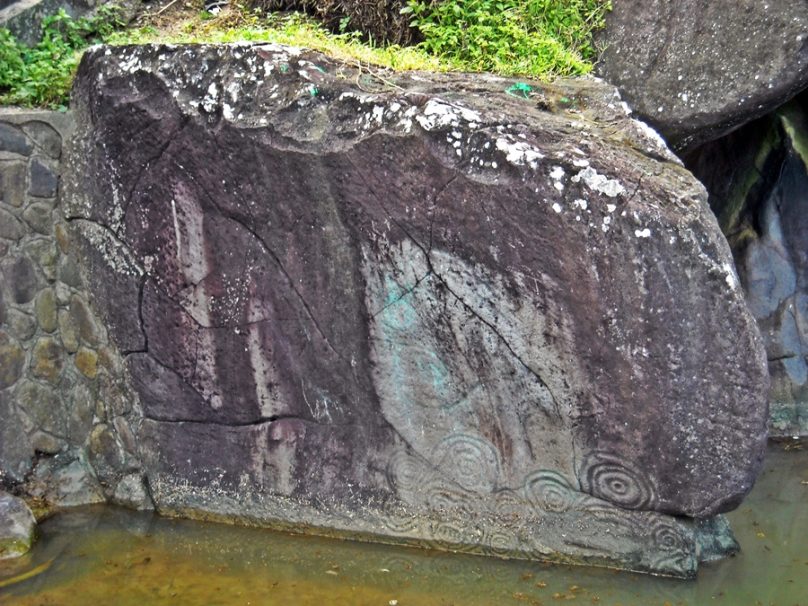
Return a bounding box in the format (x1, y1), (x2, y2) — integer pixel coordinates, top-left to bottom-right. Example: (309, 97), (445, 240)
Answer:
(0, 122), (33, 156)
(0, 207), (24, 240)
(63, 44), (769, 577)
(597, 0), (808, 150)
(0, 109), (147, 510)
(34, 287), (57, 332)
(0, 161), (27, 208)
(23, 200), (55, 235)
(22, 121), (61, 159)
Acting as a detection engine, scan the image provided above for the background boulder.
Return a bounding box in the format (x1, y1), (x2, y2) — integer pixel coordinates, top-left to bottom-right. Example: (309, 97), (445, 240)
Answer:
(684, 92), (808, 436)
(596, 0), (808, 151)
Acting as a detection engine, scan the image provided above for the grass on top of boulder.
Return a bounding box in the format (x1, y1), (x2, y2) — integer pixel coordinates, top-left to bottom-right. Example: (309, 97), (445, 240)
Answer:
(404, 0), (611, 77)
(0, 0), (611, 109)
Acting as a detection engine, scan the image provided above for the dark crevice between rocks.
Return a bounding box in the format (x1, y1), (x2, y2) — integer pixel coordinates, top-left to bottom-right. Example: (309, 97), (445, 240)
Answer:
(682, 87), (808, 436)
(682, 114), (790, 256)
(143, 413), (304, 427)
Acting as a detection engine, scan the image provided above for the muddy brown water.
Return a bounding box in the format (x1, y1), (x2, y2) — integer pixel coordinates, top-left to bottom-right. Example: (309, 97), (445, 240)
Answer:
(1, 441), (806, 606)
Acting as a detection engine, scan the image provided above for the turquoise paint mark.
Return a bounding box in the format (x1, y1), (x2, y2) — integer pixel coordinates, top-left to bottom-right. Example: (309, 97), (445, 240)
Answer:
(380, 275), (418, 331)
(416, 350), (449, 395)
(505, 82), (534, 99)
(377, 272), (452, 407)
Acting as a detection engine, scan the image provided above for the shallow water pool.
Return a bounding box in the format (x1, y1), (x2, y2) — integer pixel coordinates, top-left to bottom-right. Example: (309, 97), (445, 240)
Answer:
(1, 441), (806, 606)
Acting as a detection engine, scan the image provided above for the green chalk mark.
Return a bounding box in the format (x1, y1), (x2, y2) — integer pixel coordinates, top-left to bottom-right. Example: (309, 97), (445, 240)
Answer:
(505, 82), (534, 99)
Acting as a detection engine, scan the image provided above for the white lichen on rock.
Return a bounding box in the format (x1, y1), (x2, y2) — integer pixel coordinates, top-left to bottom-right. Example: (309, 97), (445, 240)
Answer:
(572, 166), (626, 198)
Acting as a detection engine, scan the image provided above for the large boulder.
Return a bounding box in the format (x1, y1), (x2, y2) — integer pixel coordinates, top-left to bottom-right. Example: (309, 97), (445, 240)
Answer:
(597, 0), (808, 151)
(64, 43), (769, 577)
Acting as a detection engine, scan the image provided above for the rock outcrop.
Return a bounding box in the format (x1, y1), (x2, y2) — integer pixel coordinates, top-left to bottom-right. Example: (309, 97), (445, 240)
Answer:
(596, 0), (808, 151)
(0, 491), (36, 559)
(684, 92), (808, 436)
(63, 43), (769, 577)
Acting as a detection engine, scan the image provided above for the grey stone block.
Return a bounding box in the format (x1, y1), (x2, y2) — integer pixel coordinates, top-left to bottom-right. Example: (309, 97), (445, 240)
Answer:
(0, 207), (23, 241)
(0, 123), (33, 156)
(22, 200), (54, 235)
(28, 157), (58, 198)
(22, 120), (62, 159)
(0, 331), (25, 389)
(2, 255), (40, 304)
(0, 161), (27, 208)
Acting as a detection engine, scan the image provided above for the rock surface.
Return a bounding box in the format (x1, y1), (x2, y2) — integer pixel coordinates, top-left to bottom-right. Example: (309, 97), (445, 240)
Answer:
(0, 108), (147, 508)
(597, 0), (808, 151)
(64, 43), (769, 577)
(684, 92), (808, 436)
(0, 491), (36, 559)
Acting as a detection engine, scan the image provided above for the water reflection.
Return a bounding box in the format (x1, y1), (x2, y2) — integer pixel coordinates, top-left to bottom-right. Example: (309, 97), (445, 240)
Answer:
(1, 441), (806, 606)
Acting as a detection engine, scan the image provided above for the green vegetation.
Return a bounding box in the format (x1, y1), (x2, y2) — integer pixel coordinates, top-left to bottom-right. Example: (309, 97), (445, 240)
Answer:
(0, 6), (124, 108)
(404, 0), (610, 77)
(106, 9), (455, 73)
(0, 0), (611, 109)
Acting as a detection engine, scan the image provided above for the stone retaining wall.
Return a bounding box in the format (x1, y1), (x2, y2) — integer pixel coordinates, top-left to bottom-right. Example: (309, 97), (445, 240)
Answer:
(0, 109), (150, 509)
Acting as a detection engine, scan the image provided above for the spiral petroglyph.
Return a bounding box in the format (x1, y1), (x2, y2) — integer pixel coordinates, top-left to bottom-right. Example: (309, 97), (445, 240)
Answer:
(524, 470), (579, 513)
(432, 433), (501, 494)
(579, 452), (658, 510)
(494, 488), (527, 520)
(424, 477), (477, 515)
(651, 547), (694, 576)
(569, 509), (695, 577)
(651, 519), (689, 554)
(483, 528), (517, 557)
(380, 506), (422, 535)
(428, 520), (475, 548)
(386, 448), (428, 496)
